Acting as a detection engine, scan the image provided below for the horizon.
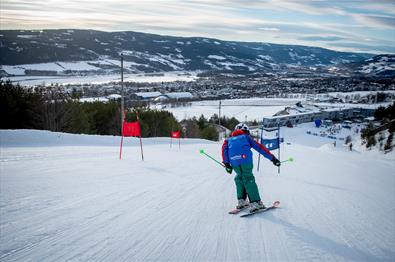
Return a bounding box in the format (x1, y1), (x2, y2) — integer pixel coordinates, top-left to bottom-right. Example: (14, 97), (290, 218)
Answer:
(1, 0), (394, 54)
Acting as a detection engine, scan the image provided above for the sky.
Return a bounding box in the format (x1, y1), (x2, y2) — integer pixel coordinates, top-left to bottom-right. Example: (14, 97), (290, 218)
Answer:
(1, 0), (394, 54)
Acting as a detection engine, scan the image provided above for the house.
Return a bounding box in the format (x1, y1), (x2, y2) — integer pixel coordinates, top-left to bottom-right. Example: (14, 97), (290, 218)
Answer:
(164, 92), (194, 100)
(262, 106), (375, 128)
(131, 92), (162, 100)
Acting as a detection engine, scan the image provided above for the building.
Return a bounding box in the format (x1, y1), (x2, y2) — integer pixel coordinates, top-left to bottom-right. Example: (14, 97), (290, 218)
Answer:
(131, 91), (194, 101)
(262, 106), (375, 128)
(131, 92), (163, 100)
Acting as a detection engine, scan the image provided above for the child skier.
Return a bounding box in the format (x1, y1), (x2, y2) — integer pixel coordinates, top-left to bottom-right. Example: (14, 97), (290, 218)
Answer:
(222, 123), (281, 212)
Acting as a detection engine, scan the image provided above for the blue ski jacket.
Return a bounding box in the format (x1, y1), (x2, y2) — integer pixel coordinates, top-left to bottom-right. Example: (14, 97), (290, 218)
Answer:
(222, 130), (274, 167)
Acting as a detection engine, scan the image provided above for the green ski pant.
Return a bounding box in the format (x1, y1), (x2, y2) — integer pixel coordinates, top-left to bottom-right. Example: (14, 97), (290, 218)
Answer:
(233, 163), (261, 202)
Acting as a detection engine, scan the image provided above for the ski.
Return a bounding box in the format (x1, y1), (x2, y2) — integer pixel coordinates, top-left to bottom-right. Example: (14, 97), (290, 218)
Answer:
(240, 200), (280, 218)
(228, 206), (249, 214)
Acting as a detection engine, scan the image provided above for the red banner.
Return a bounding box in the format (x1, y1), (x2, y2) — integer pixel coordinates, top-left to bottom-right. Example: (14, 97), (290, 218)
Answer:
(171, 131), (181, 138)
(122, 121), (141, 137)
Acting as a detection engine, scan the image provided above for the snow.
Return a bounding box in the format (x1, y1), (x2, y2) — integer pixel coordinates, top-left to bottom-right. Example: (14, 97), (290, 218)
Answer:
(157, 96), (394, 122)
(134, 91), (162, 99)
(1, 62), (101, 75)
(360, 62), (395, 74)
(203, 59), (220, 69)
(0, 126), (394, 261)
(164, 92), (194, 99)
(145, 55), (181, 70)
(57, 62), (101, 71)
(107, 94), (122, 99)
(208, 55), (226, 60)
(79, 97), (109, 103)
(0, 66), (25, 75)
(158, 54), (185, 65)
(105, 59), (146, 68)
(162, 98), (303, 121)
(258, 55), (273, 61)
(217, 62), (248, 70)
(55, 43), (67, 48)
(5, 71), (199, 86)
(16, 35), (36, 39)
(13, 63), (64, 72)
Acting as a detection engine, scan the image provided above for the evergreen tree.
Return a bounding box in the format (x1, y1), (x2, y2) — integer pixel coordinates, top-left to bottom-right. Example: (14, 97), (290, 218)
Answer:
(384, 133), (393, 152)
(182, 119), (201, 138)
(62, 101), (92, 134)
(197, 115), (207, 130)
(366, 135), (377, 149)
(0, 80), (44, 129)
(201, 125), (219, 141)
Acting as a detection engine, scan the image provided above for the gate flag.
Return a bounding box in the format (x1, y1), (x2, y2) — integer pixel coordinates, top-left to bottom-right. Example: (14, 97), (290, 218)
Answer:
(170, 130), (181, 148)
(119, 112), (144, 161)
(122, 121), (141, 137)
(171, 131), (181, 138)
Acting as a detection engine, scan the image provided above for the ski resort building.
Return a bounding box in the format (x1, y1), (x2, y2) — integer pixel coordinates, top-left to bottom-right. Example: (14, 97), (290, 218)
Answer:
(262, 106), (375, 128)
(132, 92), (194, 101)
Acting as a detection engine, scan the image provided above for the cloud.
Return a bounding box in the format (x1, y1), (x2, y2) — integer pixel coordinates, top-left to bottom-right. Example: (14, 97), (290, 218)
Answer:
(299, 36), (346, 42)
(259, 27), (280, 32)
(351, 13), (395, 29)
(0, 0), (394, 54)
(331, 42), (395, 54)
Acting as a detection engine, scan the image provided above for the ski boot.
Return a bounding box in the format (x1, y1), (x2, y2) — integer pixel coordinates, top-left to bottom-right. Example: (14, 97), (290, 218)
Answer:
(249, 201), (266, 213)
(236, 199), (249, 209)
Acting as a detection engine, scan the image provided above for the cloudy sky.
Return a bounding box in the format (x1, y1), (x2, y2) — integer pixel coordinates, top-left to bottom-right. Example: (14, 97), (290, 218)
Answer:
(1, 0), (394, 54)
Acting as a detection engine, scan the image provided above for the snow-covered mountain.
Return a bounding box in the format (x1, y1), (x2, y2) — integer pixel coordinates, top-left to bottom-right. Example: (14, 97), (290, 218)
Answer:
(0, 29), (373, 76)
(1, 125), (394, 261)
(356, 55), (395, 77)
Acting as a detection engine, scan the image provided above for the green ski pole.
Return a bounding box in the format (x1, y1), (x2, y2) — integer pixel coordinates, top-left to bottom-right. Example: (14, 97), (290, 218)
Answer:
(281, 157), (294, 163)
(199, 149), (225, 167)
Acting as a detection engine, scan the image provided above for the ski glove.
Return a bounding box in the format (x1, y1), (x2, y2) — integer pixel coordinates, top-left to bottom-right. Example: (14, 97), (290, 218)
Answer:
(224, 163), (233, 174)
(271, 157), (281, 167)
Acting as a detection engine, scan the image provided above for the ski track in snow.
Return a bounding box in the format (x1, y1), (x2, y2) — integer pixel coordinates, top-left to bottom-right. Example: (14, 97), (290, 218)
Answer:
(0, 130), (394, 261)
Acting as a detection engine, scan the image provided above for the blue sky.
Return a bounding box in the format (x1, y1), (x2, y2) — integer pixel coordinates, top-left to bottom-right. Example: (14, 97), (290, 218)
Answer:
(1, 0), (394, 54)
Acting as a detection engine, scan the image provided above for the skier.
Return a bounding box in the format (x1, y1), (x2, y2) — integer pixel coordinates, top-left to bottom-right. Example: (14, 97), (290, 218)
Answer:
(222, 123), (281, 213)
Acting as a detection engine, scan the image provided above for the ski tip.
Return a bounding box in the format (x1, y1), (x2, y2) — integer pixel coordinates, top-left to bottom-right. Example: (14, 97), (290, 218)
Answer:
(273, 200), (280, 207)
(199, 149), (204, 154)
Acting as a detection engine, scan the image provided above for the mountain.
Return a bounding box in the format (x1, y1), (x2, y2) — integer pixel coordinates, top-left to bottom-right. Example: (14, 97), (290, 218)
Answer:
(0, 29), (374, 76)
(355, 55), (395, 77)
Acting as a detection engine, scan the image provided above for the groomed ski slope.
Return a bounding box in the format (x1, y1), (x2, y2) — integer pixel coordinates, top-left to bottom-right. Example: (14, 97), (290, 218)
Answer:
(1, 126), (394, 261)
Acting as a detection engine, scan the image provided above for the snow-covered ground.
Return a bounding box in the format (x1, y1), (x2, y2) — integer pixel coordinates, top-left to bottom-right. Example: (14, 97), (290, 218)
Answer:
(158, 98), (392, 122)
(156, 98), (301, 122)
(4, 71), (199, 86)
(1, 124), (394, 261)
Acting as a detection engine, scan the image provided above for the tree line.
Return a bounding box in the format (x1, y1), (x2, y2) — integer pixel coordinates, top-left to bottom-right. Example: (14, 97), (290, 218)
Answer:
(361, 102), (395, 152)
(1, 80), (235, 141)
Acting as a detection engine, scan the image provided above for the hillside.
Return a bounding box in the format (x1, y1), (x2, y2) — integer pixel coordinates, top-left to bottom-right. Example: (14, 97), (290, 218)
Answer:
(0, 29), (373, 76)
(357, 55), (395, 77)
(1, 126), (394, 261)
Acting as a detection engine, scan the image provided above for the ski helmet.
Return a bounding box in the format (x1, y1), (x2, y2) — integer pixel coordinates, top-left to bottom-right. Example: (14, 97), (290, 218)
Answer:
(234, 123), (250, 132)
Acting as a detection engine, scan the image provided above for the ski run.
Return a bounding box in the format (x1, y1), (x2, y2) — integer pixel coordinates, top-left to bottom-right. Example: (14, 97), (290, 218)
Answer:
(0, 124), (394, 261)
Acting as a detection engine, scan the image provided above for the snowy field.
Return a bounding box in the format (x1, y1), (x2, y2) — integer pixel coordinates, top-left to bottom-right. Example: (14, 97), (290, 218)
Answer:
(158, 98), (392, 122)
(1, 125), (394, 261)
(156, 98), (301, 122)
(4, 71), (198, 86)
